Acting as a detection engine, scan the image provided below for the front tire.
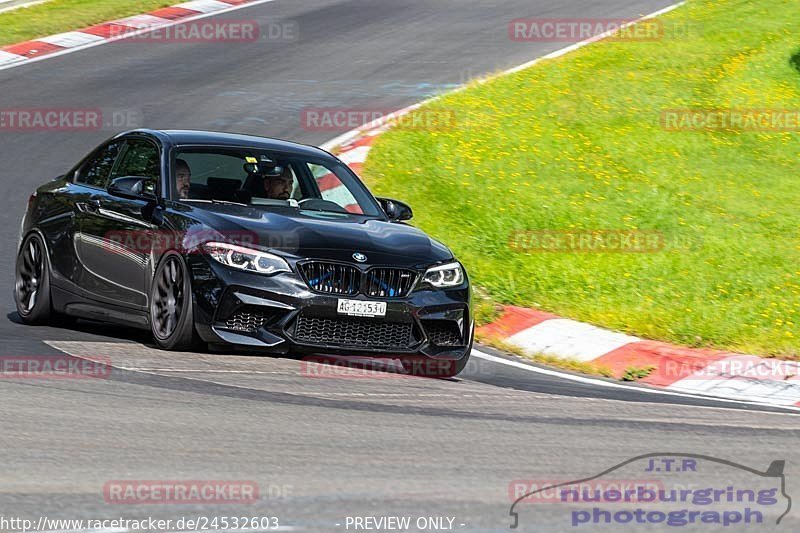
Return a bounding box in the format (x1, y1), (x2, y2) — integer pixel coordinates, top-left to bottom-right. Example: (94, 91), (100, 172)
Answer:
(149, 252), (201, 351)
(15, 233), (52, 325)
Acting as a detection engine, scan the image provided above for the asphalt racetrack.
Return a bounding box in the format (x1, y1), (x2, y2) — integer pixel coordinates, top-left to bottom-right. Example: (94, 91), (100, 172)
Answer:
(1, 1), (798, 531)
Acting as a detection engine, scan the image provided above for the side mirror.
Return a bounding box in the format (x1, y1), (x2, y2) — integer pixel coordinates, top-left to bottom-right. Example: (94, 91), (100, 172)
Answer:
(378, 197), (413, 221)
(107, 176), (156, 201)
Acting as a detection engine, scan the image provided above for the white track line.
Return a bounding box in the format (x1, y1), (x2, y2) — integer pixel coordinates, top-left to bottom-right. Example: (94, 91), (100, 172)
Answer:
(504, 2), (687, 74)
(322, 2), (687, 152)
(471, 350), (800, 413)
(0, 0), (280, 72)
(41, 339), (800, 413)
(0, 0), (47, 15)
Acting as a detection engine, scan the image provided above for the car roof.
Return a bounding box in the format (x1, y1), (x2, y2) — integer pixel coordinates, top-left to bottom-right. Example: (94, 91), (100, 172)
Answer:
(116, 129), (335, 160)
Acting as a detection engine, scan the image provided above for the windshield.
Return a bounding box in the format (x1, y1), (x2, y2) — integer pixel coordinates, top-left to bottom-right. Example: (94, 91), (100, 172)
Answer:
(171, 146), (382, 217)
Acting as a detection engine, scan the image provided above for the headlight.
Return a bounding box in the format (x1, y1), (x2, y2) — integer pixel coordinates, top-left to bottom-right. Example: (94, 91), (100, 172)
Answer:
(202, 242), (290, 275)
(422, 261), (464, 288)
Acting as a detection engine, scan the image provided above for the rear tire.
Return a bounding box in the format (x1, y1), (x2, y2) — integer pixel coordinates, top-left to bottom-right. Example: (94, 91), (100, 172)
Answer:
(14, 233), (52, 325)
(149, 252), (201, 351)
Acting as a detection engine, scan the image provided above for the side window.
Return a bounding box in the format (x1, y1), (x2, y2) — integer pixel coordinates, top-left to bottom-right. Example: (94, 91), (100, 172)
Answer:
(112, 139), (161, 196)
(74, 142), (122, 188)
(308, 163), (363, 214)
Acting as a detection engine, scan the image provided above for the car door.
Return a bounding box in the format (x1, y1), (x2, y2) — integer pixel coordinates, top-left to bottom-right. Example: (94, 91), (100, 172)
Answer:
(62, 139), (123, 294)
(74, 137), (161, 309)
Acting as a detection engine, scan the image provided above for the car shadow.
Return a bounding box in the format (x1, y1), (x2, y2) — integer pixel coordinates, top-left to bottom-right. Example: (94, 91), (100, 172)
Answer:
(7, 311), (447, 378)
(7, 310), (154, 345)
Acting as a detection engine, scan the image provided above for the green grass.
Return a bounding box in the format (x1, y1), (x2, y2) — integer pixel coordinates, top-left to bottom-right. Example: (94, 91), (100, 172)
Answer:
(0, 0), (175, 46)
(621, 366), (657, 382)
(363, 0), (800, 357)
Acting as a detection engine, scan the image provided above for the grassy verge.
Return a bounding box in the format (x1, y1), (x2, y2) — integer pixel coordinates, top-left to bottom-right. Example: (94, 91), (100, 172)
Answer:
(0, 0), (175, 46)
(364, 0), (800, 358)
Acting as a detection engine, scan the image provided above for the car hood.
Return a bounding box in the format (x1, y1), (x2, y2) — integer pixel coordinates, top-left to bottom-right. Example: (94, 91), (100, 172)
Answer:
(182, 203), (454, 267)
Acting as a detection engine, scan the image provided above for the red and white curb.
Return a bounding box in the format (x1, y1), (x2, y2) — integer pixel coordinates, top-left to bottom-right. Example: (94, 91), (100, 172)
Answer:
(477, 307), (800, 407)
(0, 0), (275, 71)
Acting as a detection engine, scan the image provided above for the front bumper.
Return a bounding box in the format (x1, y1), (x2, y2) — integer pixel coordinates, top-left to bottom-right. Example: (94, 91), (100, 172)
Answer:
(188, 255), (473, 360)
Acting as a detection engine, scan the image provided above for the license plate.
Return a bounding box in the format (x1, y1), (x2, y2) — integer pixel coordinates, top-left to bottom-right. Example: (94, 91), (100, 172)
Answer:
(337, 299), (387, 318)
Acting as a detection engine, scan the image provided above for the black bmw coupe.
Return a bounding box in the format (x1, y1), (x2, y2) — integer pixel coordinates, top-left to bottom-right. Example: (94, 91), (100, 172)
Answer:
(15, 130), (473, 377)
